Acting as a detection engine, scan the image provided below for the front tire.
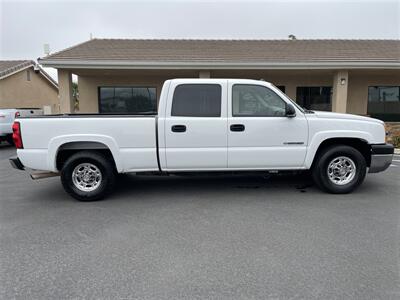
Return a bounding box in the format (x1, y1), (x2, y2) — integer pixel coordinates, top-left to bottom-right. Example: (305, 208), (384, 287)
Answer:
(312, 145), (367, 194)
(61, 151), (116, 201)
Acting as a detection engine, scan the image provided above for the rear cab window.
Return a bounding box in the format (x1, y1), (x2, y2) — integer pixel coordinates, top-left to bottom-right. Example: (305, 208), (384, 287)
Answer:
(171, 84), (222, 117)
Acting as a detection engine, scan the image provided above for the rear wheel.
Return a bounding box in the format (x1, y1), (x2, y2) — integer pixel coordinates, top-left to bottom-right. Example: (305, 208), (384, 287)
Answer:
(312, 145), (367, 194)
(61, 151), (116, 201)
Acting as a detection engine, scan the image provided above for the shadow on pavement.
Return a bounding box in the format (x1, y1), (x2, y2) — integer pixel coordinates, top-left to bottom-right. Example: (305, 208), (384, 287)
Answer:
(113, 172), (316, 199)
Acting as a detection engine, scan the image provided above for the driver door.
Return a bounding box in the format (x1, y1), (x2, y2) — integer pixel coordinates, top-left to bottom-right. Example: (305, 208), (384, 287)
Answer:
(227, 81), (308, 169)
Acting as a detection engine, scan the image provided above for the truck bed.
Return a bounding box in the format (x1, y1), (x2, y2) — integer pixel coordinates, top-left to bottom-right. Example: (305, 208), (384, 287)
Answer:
(17, 112), (157, 118)
(17, 115), (159, 172)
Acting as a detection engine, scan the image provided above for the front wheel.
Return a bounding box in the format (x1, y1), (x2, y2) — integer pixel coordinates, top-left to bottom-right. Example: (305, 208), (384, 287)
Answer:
(312, 145), (367, 194)
(61, 151), (116, 201)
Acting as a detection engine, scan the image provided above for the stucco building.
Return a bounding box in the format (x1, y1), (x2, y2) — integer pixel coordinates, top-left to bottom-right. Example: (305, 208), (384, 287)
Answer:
(39, 39), (400, 121)
(0, 60), (59, 113)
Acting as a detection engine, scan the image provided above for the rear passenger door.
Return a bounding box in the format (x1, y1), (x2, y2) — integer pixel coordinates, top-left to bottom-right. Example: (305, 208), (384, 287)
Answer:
(164, 80), (228, 170)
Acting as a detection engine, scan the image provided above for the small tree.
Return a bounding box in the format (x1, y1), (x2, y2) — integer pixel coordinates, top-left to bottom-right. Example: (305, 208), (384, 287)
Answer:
(72, 82), (79, 111)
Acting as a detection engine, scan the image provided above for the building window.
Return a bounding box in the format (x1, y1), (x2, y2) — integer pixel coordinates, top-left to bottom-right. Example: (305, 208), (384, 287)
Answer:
(171, 84), (222, 117)
(296, 87), (332, 111)
(232, 84), (286, 117)
(368, 86), (400, 121)
(99, 87), (157, 114)
(276, 86), (286, 93)
(26, 70), (31, 81)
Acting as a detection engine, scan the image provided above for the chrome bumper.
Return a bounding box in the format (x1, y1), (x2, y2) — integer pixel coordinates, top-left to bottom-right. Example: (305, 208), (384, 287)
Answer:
(369, 144), (394, 173)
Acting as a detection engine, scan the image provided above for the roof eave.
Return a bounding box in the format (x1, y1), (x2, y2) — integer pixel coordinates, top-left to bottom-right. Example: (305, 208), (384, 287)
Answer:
(0, 64), (33, 80)
(38, 59), (400, 70)
(0, 62), (58, 89)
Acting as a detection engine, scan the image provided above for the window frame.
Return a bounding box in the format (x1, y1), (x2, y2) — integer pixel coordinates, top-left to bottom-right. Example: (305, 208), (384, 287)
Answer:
(98, 86), (157, 115)
(368, 86), (400, 102)
(296, 86), (332, 111)
(276, 85), (286, 93)
(231, 84), (288, 118)
(171, 83), (223, 118)
(367, 85), (400, 122)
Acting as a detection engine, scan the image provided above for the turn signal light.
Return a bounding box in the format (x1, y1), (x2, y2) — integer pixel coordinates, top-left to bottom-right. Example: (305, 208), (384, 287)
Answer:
(12, 122), (23, 149)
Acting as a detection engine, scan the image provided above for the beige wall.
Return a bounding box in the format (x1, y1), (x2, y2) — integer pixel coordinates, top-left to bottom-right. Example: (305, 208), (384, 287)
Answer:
(76, 70), (199, 113)
(67, 68), (400, 117)
(211, 69), (334, 100)
(0, 67), (59, 113)
(347, 71), (400, 115)
(78, 75), (169, 113)
(332, 70), (349, 113)
(76, 70), (335, 113)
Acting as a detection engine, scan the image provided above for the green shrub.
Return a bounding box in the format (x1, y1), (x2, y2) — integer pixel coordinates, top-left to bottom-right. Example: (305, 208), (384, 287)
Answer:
(392, 136), (400, 148)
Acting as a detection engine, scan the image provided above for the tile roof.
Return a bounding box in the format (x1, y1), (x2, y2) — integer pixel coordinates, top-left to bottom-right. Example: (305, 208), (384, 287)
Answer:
(0, 60), (35, 78)
(40, 39), (400, 64)
(0, 60), (58, 88)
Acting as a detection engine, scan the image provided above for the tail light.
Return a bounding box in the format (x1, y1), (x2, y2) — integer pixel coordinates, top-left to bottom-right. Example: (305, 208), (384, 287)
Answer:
(12, 122), (23, 149)
(15, 111), (20, 118)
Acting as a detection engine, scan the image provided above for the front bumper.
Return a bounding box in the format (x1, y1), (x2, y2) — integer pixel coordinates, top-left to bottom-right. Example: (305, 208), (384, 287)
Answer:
(369, 144), (394, 173)
(9, 156), (25, 170)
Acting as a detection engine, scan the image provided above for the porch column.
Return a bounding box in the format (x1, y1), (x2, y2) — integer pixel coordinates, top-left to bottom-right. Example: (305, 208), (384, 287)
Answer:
(57, 69), (74, 113)
(332, 70), (349, 113)
(199, 70), (211, 78)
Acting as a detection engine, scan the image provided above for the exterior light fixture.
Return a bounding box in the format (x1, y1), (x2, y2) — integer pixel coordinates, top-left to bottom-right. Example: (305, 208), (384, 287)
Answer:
(340, 78), (346, 85)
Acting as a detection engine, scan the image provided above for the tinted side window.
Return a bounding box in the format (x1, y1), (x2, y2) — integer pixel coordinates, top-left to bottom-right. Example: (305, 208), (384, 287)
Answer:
(171, 84), (222, 117)
(232, 84), (286, 117)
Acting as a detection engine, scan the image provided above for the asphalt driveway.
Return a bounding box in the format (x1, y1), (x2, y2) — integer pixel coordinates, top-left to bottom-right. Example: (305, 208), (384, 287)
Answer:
(1, 143), (399, 299)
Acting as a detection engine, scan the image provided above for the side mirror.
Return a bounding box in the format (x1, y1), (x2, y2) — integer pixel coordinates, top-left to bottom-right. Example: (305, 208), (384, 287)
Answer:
(286, 103), (296, 118)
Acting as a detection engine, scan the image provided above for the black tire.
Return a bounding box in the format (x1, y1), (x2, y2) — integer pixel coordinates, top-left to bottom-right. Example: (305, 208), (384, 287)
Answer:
(60, 151), (116, 201)
(312, 145), (367, 194)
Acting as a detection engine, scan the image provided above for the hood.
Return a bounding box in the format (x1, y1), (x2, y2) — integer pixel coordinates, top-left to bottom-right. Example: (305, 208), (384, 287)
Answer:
(311, 111), (384, 125)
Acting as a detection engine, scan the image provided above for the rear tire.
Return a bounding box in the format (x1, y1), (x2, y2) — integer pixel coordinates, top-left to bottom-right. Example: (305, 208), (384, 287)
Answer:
(60, 151), (116, 201)
(312, 145), (367, 194)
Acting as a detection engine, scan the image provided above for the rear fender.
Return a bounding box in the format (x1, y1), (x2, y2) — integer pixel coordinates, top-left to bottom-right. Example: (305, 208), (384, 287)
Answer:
(48, 134), (122, 172)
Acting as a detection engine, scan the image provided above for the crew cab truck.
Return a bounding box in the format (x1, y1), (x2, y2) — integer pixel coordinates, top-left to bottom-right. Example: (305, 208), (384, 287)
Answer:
(10, 79), (394, 201)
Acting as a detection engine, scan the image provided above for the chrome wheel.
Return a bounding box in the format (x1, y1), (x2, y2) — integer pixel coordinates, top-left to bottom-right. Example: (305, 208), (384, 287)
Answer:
(327, 156), (356, 186)
(72, 163), (102, 192)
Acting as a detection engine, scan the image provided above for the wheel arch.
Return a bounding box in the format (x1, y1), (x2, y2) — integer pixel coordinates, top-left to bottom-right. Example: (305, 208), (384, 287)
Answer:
(306, 136), (371, 169)
(48, 135), (122, 172)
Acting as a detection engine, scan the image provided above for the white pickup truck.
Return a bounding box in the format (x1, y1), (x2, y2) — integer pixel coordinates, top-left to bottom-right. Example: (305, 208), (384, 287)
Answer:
(10, 79), (393, 201)
(0, 108), (43, 145)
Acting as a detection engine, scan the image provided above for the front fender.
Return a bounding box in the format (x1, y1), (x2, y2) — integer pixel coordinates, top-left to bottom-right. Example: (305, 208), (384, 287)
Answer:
(47, 134), (122, 172)
(304, 130), (373, 168)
